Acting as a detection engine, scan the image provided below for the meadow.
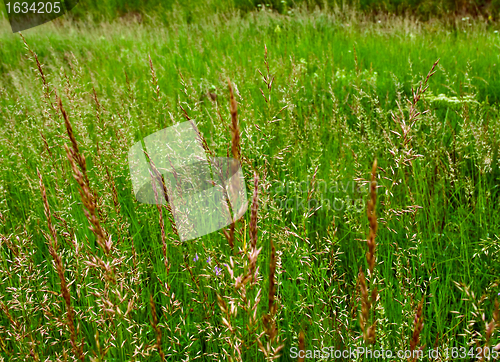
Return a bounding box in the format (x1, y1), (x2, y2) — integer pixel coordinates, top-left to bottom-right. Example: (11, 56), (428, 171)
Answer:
(0, 3), (500, 361)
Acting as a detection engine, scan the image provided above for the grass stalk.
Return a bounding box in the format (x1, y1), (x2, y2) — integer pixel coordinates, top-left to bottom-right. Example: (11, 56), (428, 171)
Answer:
(38, 169), (84, 362)
(358, 159), (378, 345)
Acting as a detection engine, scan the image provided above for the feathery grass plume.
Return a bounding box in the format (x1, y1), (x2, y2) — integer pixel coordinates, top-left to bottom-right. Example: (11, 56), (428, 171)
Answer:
(479, 299), (499, 362)
(249, 173), (259, 251)
(144, 149), (179, 240)
(39, 131), (52, 158)
(93, 329), (106, 361)
(228, 79), (240, 161)
(151, 169), (168, 267)
(366, 159), (378, 275)
(145, 149), (204, 299)
(218, 165), (236, 251)
(216, 292), (243, 361)
(358, 268), (375, 344)
(453, 281), (496, 352)
(225, 177), (259, 289)
(146, 154), (209, 340)
(104, 165), (120, 214)
(38, 169), (84, 362)
(225, 175), (257, 288)
(408, 59), (439, 126)
(20, 33), (46, 87)
(358, 158), (378, 345)
(181, 109), (216, 160)
(149, 55), (161, 102)
(92, 87), (103, 123)
(298, 331), (305, 362)
(303, 164), (320, 233)
(0, 233), (18, 257)
(258, 45), (274, 104)
(59, 95), (113, 257)
(409, 298), (425, 362)
(248, 172), (260, 281)
(181, 103), (236, 250)
(222, 210), (236, 251)
(146, 156), (172, 273)
(0, 299), (20, 331)
(219, 180), (262, 358)
(222, 79), (242, 251)
(233, 172), (262, 288)
(258, 237), (284, 360)
(20, 34), (59, 129)
(390, 59), (439, 156)
(149, 295), (165, 361)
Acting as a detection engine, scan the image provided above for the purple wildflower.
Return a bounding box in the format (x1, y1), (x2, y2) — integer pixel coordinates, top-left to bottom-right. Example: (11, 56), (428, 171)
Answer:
(193, 253), (199, 262)
(207, 256), (212, 264)
(215, 266), (222, 276)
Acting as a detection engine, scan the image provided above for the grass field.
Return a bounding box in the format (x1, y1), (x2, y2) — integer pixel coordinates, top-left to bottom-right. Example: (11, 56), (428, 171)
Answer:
(1, 5), (500, 361)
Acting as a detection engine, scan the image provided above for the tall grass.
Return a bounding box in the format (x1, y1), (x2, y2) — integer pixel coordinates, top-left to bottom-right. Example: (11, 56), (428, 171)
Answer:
(2, 0), (499, 22)
(0, 7), (499, 361)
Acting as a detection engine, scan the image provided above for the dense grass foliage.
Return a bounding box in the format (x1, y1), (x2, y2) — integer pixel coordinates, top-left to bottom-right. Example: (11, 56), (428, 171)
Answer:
(0, 8), (500, 361)
(1, 0), (500, 22)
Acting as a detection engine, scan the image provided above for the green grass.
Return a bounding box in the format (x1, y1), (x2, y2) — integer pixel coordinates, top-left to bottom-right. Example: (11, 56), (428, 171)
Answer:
(0, 7), (500, 361)
(3, 0), (500, 22)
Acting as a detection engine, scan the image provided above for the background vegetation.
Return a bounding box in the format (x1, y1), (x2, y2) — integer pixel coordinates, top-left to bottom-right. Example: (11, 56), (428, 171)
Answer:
(0, 3), (500, 361)
(2, 0), (500, 22)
